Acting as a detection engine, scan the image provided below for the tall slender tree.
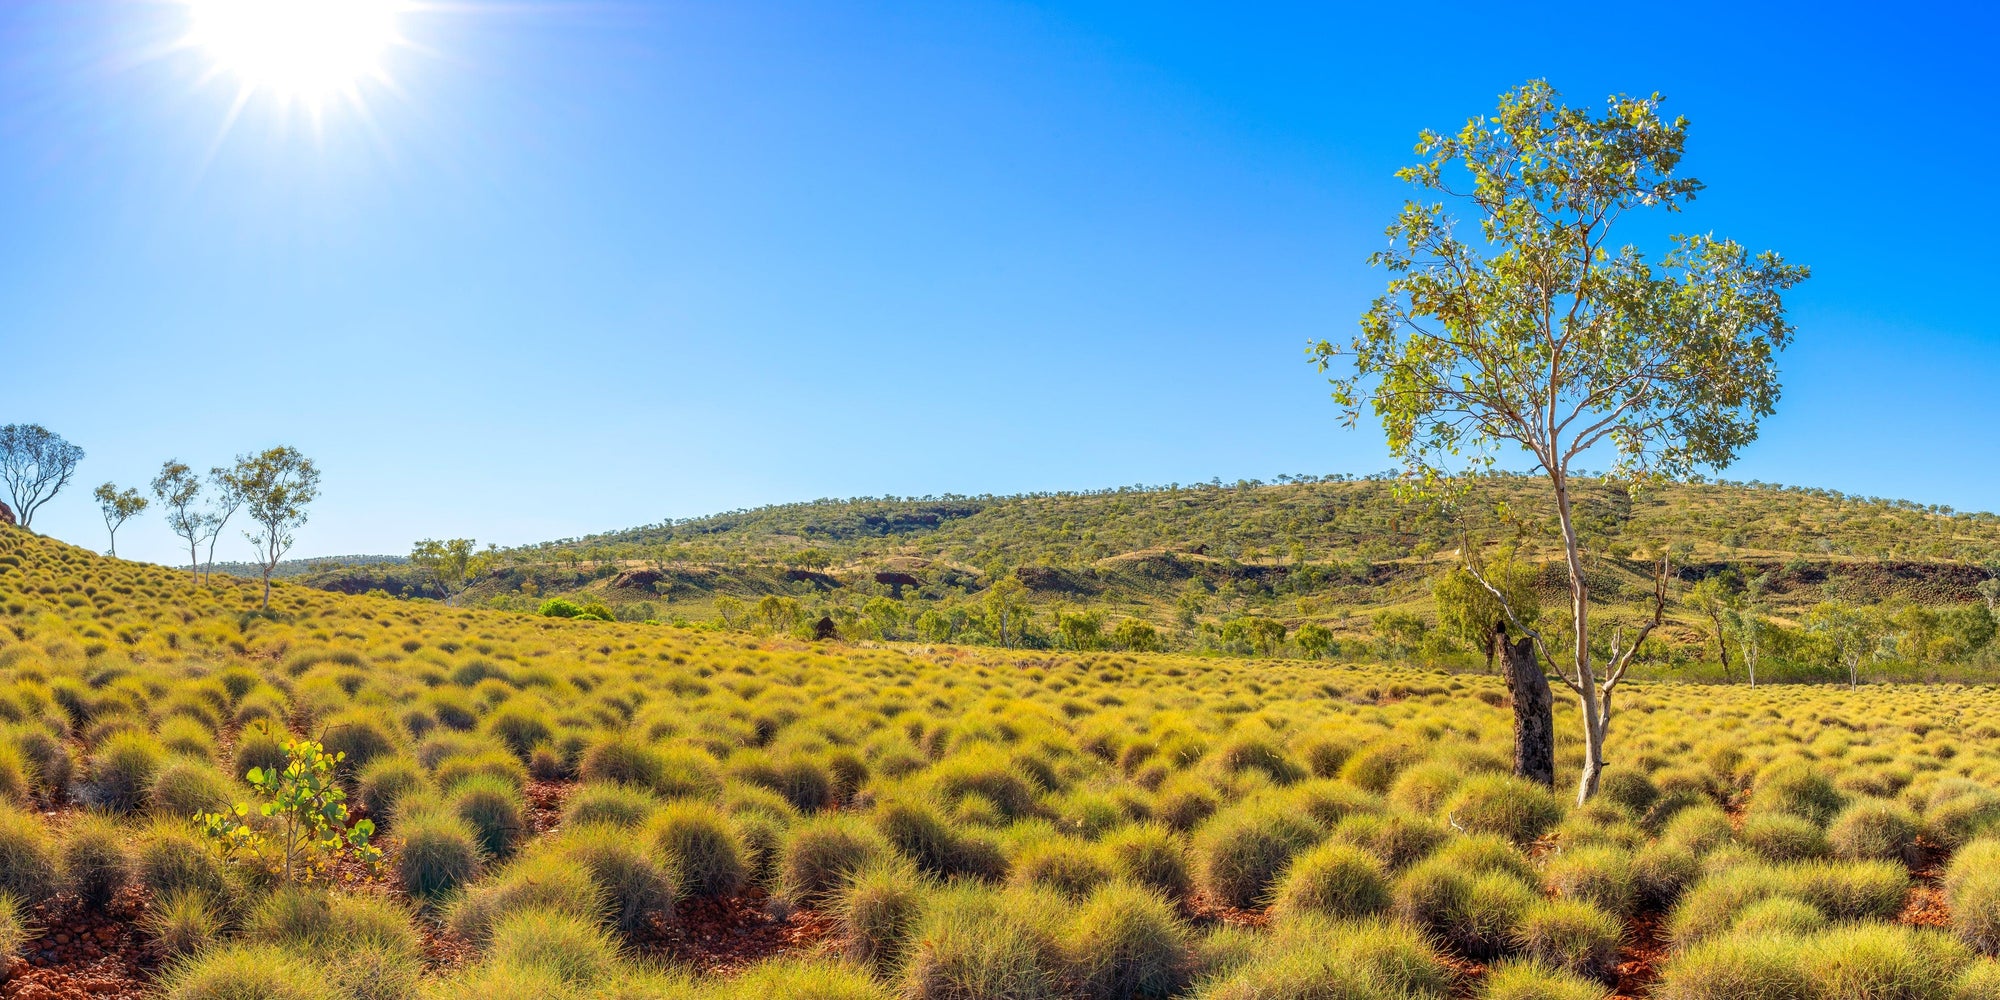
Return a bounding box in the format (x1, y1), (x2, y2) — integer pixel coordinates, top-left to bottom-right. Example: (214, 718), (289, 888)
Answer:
(151, 460), (205, 583)
(1313, 81), (1808, 803)
(92, 483), (149, 557)
(201, 465), (247, 584)
(231, 447), (322, 610)
(0, 424), (84, 529)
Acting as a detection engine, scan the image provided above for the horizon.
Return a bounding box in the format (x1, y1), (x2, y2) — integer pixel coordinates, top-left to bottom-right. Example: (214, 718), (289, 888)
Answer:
(6, 1), (1998, 564)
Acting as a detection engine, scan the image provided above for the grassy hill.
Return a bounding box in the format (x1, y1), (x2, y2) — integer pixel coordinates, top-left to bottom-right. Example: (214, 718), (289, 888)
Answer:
(5, 510), (2000, 998)
(295, 475), (2000, 681)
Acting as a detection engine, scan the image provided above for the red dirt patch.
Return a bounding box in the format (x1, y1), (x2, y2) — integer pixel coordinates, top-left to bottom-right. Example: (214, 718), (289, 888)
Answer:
(632, 888), (836, 974)
(4, 888), (154, 1000)
(1611, 910), (1669, 999)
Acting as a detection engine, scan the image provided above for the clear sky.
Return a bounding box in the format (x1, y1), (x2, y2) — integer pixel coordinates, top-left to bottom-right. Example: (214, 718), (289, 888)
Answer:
(4, 1), (1996, 565)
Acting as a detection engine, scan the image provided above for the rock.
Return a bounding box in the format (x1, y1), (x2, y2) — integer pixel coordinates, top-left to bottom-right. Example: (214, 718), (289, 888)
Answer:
(0, 501), (14, 527)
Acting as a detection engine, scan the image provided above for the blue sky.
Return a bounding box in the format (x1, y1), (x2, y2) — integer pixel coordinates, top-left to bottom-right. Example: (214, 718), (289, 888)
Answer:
(3, 1), (1996, 564)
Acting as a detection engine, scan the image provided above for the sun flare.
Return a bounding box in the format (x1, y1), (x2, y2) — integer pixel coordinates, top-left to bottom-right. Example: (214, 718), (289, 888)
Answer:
(185, 0), (404, 103)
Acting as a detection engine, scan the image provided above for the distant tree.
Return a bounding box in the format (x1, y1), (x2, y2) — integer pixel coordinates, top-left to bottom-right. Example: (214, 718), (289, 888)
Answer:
(92, 482), (148, 557)
(1729, 573), (1772, 688)
(151, 460), (206, 583)
(983, 575), (1030, 649)
(0, 424), (84, 529)
(1295, 622), (1336, 659)
(1313, 80), (1807, 802)
(1681, 576), (1738, 681)
(792, 548), (833, 573)
(231, 447), (322, 610)
(914, 609), (956, 644)
(1057, 609), (1104, 651)
(714, 595), (745, 628)
(201, 466), (247, 584)
(1432, 558), (1540, 671)
(1111, 617), (1161, 653)
(411, 538), (492, 605)
(1804, 601), (1882, 688)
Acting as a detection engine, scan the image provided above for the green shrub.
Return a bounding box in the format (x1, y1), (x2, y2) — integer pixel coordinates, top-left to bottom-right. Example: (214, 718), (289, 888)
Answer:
(447, 851), (608, 945)
(835, 860), (924, 969)
(1196, 916), (1453, 1000)
(134, 822), (232, 906)
(0, 804), (61, 907)
(1741, 811), (1830, 861)
(1326, 811), (1449, 871)
(781, 814), (890, 908)
(1269, 840), (1390, 922)
(1066, 881), (1190, 1000)
(1431, 833), (1537, 885)
(1596, 766), (1659, 819)
(230, 720), (290, 783)
(149, 758), (233, 819)
(900, 884), (1066, 1000)
(1729, 896), (1826, 937)
(59, 811), (129, 908)
(321, 711), (399, 775)
(243, 886), (421, 957)
(1829, 798), (1922, 862)
(646, 800), (747, 897)
(157, 944), (326, 1000)
(144, 890), (223, 960)
(1811, 923), (1972, 1000)
(1543, 845), (1636, 917)
(1212, 734), (1305, 786)
(433, 749), (528, 795)
(721, 958), (891, 1000)
(548, 821), (677, 935)
(1009, 836), (1112, 900)
(395, 808), (484, 901)
(1514, 898), (1621, 981)
(1480, 960), (1609, 1000)
(1955, 960), (2000, 1000)
(1748, 762), (1845, 826)
(1660, 805), (1735, 856)
(1393, 857), (1536, 960)
(538, 598), (583, 618)
(488, 908), (624, 986)
(484, 703), (555, 761)
(1928, 783), (2000, 850)
(1951, 868), (2000, 955)
(1786, 859), (1910, 921)
(563, 782), (661, 829)
(356, 756), (430, 829)
(1192, 801), (1324, 909)
(1444, 774), (1564, 846)
(450, 773), (527, 859)
(1102, 823), (1191, 900)
(89, 730), (164, 813)
(1630, 841), (1701, 910)
(1653, 934), (1813, 1000)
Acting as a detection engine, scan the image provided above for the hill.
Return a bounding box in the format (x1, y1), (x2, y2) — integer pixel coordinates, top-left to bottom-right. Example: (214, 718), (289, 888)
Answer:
(4, 506), (2000, 998)
(291, 475), (2000, 682)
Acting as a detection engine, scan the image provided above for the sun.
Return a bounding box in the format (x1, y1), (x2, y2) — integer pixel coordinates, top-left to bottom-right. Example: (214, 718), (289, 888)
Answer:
(184, 0), (405, 103)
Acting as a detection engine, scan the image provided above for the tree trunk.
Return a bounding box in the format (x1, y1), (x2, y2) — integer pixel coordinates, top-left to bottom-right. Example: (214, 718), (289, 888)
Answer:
(1553, 476), (1605, 805)
(1496, 626), (1555, 789)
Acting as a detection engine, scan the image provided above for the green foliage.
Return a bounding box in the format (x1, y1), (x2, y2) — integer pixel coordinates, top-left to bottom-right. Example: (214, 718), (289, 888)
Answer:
(197, 737), (381, 884)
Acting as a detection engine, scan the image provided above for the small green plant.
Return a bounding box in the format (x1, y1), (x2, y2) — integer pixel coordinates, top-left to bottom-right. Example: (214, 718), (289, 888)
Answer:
(196, 737), (380, 883)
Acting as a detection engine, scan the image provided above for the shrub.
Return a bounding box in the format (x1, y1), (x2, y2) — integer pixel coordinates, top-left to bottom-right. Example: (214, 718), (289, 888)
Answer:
(395, 809), (484, 901)
(1198, 917), (1453, 1000)
(835, 860), (924, 969)
(1066, 881), (1190, 1000)
(88, 730), (163, 814)
(1786, 859), (1910, 921)
(144, 890), (223, 960)
(1729, 896), (1826, 937)
(1102, 824), (1192, 901)
(59, 811), (129, 908)
(1009, 837), (1113, 900)
(447, 851), (607, 945)
(484, 703), (555, 761)
(1955, 960), (2000, 1000)
(900, 884), (1066, 1000)
(321, 712), (399, 775)
(243, 886), (421, 957)
(450, 773), (527, 859)
(563, 782), (661, 829)
(646, 800), (747, 897)
(1326, 811), (1449, 871)
(433, 749), (528, 795)
(356, 756), (430, 829)
(157, 944), (325, 1000)
(156, 715), (217, 762)
(1951, 868), (2000, 955)
(1152, 779), (1219, 833)
(1741, 811), (1830, 861)
(781, 814), (890, 907)
(548, 822), (678, 935)
(1748, 762), (1845, 826)
(1653, 934), (1813, 1000)
(1444, 774), (1565, 846)
(1630, 841), (1701, 910)
(722, 958), (892, 1000)
(488, 908), (623, 987)
(1543, 845), (1636, 917)
(1394, 857), (1536, 959)
(1431, 833), (1537, 886)
(1340, 742), (1419, 794)
(1480, 960), (1610, 1000)
(539, 598), (583, 618)
(1928, 782), (2000, 850)
(230, 720), (290, 783)
(1269, 840), (1390, 922)
(1811, 923), (1972, 1000)
(0, 804), (60, 907)
(149, 759), (233, 819)
(1829, 798), (1922, 862)
(134, 822), (231, 906)
(0, 896), (25, 965)
(1595, 767), (1659, 819)
(1212, 734), (1305, 786)
(1191, 801), (1323, 909)
(1660, 805), (1735, 856)
(1388, 761), (1467, 815)
(1514, 898), (1622, 981)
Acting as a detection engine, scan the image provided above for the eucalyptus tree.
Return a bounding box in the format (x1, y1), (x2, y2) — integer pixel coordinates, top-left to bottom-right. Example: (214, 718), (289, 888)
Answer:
(411, 538), (491, 605)
(1313, 80), (1808, 802)
(201, 466), (247, 584)
(92, 483), (149, 557)
(151, 460), (206, 583)
(0, 424), (84, 529)
(231, 447), (321, 610)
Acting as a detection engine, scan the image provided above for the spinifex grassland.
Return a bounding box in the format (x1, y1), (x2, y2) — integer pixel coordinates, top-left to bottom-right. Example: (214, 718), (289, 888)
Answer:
(4, 527), (2000, 999)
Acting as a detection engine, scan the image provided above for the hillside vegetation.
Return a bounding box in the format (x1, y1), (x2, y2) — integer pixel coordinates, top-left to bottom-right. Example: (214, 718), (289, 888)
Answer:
(302, 476), (2000, 682)
(6, 522), (2000, 997)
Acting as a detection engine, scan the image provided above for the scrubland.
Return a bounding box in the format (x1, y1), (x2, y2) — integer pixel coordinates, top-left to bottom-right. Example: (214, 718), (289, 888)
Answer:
(5, 526), (2000, 999)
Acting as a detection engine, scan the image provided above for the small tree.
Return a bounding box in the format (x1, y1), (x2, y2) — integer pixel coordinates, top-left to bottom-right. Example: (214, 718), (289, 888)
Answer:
(983, 575), (1030, 648)
(1432, 557), (1541, 671)
(1681, 576), (1737, 680)
(0, 424), (85, 529)
(1313, 81), (1808, 802)
(201, 466), (247, 584)
(93, 483), (149, 557)
(151, 460), (206, 583)
(197, 737), (379, 884)
(231, 447), (322, 610)
(411, 538), (491, 605)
